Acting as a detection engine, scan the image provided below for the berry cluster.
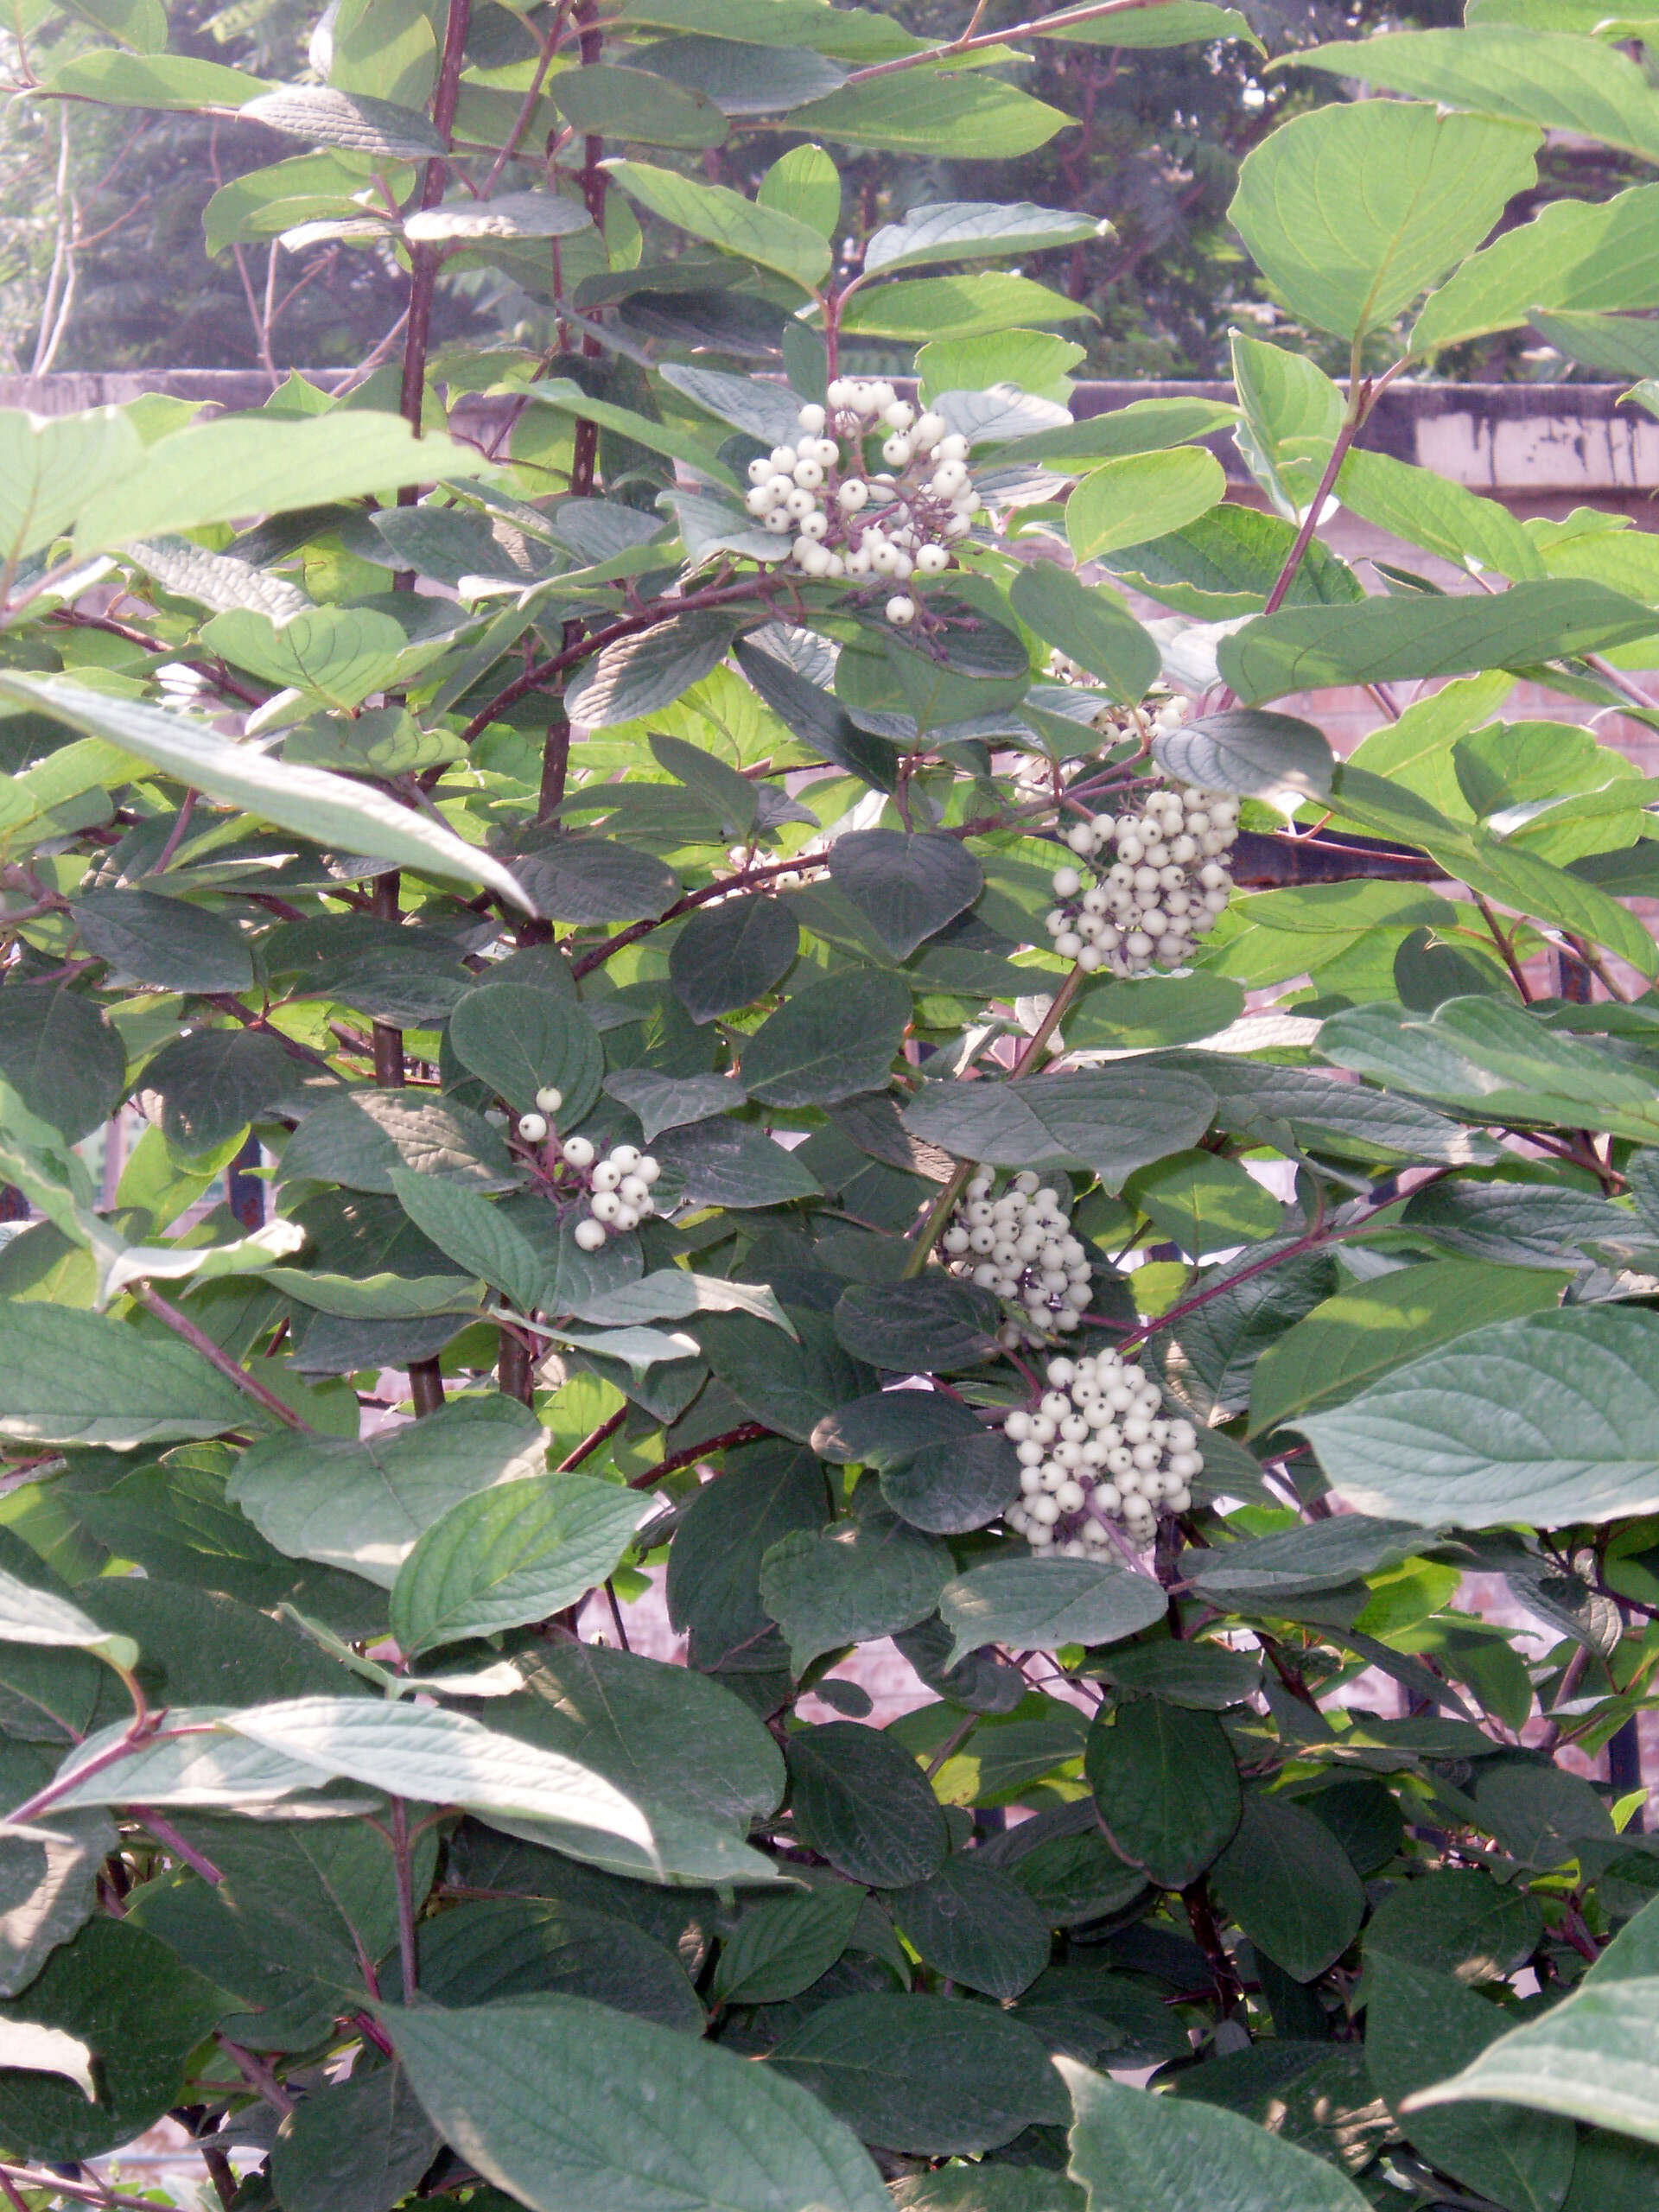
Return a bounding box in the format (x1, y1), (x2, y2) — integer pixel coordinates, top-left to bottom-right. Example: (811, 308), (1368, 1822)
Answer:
(507, 1088), (661, 1251)
(941, 1170), (1094, 1349)
(1044, 656), (1193, 745)
(743, 386), (980, 625)
(1042, 785), (1239, 976)
(1001, 1350), (1202, 1554)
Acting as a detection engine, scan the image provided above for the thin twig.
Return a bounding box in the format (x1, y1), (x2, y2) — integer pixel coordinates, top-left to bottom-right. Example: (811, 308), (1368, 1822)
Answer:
(556, 1405), (627, 1471)
(133, 1286), (311, 1432)
(840, 0), (1190, 82)
(626, 1423), (770, 1490)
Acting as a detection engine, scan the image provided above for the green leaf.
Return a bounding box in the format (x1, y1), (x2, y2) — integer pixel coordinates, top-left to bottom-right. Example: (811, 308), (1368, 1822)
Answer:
(1299, 1305), (1659, 1530)
(414, 1897), (701, 2031)
(771, 1994), (1066, 2157)
(1184, 1516), (1429, 1604)
(1230, 100), (1540, 342)
(1318, 995), (1659, 1142)
(278, 1090), (519, 1195)
(833, 270), (1090, 343)
(41, 48), (265, 106)
(938, 1559), (1168, 1669)
(902, 1065), (1216, 1191)
(759, 1515), (954, 1672)
(741, 970), (911, 1106)
(1084, 1699), (1242, 1891)
(888, 1859), (1051, 2000)
(1415, 180), (1659, 354)
(482, 1643), (786, 1886)
(650, 1117), (822, 1207)
(1402, 1971), (1659, 2148)
(1103, 505), (1362, 620)
(0, 677), (533, 912)
(565, 613), (743, 730)
(0, 405), (145, 570)
(0, 1567), (138, 1675)
(1061, 2060), (1372, 2212)
(732, 636), (898, 792)
(824, 830), (982, 959)
(879, 1430), (1021, 1536)
(669, 894), (799, 1023)
(1337, 449), (1545, 581)
(785, 1719), (949, 1888)
(525, 380), (738, 488)
(0, 1815), (110, 2001)
(1231, 332), (1344, 516)
(1296, 27), (1659, 167)
(756, 143), (842, 236)
(1154, 708), (1334, 803)
(1365, 1870), (1544, 1987)
(1249, 1260), (1569, 1437)
(785, 71), (1071, 157)
(712, 1885), (862, 2005)
(0, 1303), (251, 1448)
(1039, 0), (1260, 44)
(515, 837), (681, 925)
(390, 1476), (652, 1656)
(0, 988), (125, 1144)
(0, 1919), (224, 2163)
(1365, 1955), (1576, 2211)
(1065, 448), (1226, 562)
(863, 199), (1098, 276)
(0, 2020), (95, 2103)
(550, 63), (727, 148)
(604, 158), (830, 289)
(73, 409), (490, 551)
(226, 1698), (653, 1848)
(1211, 1791), (1365, 1982)
(448, 984), (604, 1122)
(832, 1278), (1000, 1371)
(666, 1443), (829, 1669)
(202, 605), (408, 708)
(227, 1395), (548, 1586)
(1218, 581), (1656, 704)
(383, 1993), (888, 2212)
(240, 83), (445, 156)
(1122, 1148), (1284, 1259)
(1006, 562), (1160, 705)
(270, 2066), (441, 2212)
(385, 1172), (543, 1314)
(1093, 1641), (1262, 1709)
(70, 889), (253, 994)
(636, 36), (849, 117)
(404, 189), (592, 240)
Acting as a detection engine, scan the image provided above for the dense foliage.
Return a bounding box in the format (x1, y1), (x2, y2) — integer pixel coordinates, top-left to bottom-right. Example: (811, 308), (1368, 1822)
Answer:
(10, 6), (1659, 2212)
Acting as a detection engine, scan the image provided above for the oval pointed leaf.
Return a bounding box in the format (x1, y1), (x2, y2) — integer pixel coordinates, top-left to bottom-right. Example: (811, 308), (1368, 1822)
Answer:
(448, 984), (604, 1122)
(1061, 2060), (1371, 2212)
(1085, 1698), (1242, 1891)
(1298, 1306), (1659, 1530)
(382, 1993), (888, 2212)
(391, 1477), (655, 1657)
(1154, 709), (1334, 803)
(825, 831), (982, 958)
(938, 1559), (1168, 1669)
(0, 677), (532, 912)
(669, 894), (799, 1022)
